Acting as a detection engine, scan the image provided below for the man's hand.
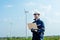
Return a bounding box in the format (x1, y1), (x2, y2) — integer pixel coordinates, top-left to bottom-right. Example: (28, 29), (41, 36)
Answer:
(31, 28), (38, 32)
(31, 28), (34, 32)
(34, 30), (37, 32)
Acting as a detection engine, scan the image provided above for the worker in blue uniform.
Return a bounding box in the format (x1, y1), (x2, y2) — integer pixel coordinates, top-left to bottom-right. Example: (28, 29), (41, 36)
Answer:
(31, 12), (45, 40)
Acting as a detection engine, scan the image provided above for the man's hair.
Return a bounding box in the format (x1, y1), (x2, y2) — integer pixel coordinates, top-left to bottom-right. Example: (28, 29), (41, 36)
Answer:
(33, 12), (40, 15)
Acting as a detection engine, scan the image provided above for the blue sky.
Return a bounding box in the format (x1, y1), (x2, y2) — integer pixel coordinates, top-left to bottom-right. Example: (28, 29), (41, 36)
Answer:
(0, 0), (60, 37)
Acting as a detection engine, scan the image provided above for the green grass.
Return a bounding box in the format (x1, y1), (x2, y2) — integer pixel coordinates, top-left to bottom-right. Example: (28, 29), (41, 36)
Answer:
(0, 36), (60, 40)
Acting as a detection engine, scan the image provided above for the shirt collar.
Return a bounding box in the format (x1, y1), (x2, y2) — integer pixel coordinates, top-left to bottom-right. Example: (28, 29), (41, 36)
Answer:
(33, 18), (40, 21)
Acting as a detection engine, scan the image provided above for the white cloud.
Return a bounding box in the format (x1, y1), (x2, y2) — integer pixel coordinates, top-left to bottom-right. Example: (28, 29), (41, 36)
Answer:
(24, 2), (52, 13)
(5, 5), (13, 8)
(0, 19), (1, 22)
(39, 4), (52, 13)
(41, 5), (52, 9)
(46, 17), (60, 24)
(4, 18), (8, 22)
(54, 12), (60, 16)
(46, 5), (52, 13)
(24, 2), (36, 7)
(3, 18), (13, 23)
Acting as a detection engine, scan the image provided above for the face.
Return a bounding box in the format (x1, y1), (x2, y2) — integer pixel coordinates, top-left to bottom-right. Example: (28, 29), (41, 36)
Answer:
(34, 14), (40, 19)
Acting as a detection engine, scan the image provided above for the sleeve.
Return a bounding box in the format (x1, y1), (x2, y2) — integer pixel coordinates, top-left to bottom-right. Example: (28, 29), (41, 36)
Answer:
(37, 21), (45, 33)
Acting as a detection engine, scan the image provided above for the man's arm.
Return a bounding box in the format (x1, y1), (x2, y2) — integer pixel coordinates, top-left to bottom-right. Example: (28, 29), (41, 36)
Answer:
(37, 21), (45, 33)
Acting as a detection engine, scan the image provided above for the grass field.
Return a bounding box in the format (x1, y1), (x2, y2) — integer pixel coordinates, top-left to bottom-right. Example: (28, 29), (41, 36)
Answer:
(0, 36), (60, 40)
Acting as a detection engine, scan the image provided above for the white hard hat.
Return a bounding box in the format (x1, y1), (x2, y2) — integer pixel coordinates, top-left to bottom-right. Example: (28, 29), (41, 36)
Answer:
(33, 12), (40, 15)
(33, 9), (40, 15)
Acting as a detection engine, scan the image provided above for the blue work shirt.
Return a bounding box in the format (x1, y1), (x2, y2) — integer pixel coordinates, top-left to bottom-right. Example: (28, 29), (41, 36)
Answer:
(31, 18), (45, 40)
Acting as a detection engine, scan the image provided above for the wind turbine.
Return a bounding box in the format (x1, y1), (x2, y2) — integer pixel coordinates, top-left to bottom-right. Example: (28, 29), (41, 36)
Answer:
(24, 9), (29, 39)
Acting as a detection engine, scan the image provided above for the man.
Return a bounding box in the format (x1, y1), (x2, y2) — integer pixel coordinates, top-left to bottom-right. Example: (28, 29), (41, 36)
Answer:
(31, 12), (45, 40)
